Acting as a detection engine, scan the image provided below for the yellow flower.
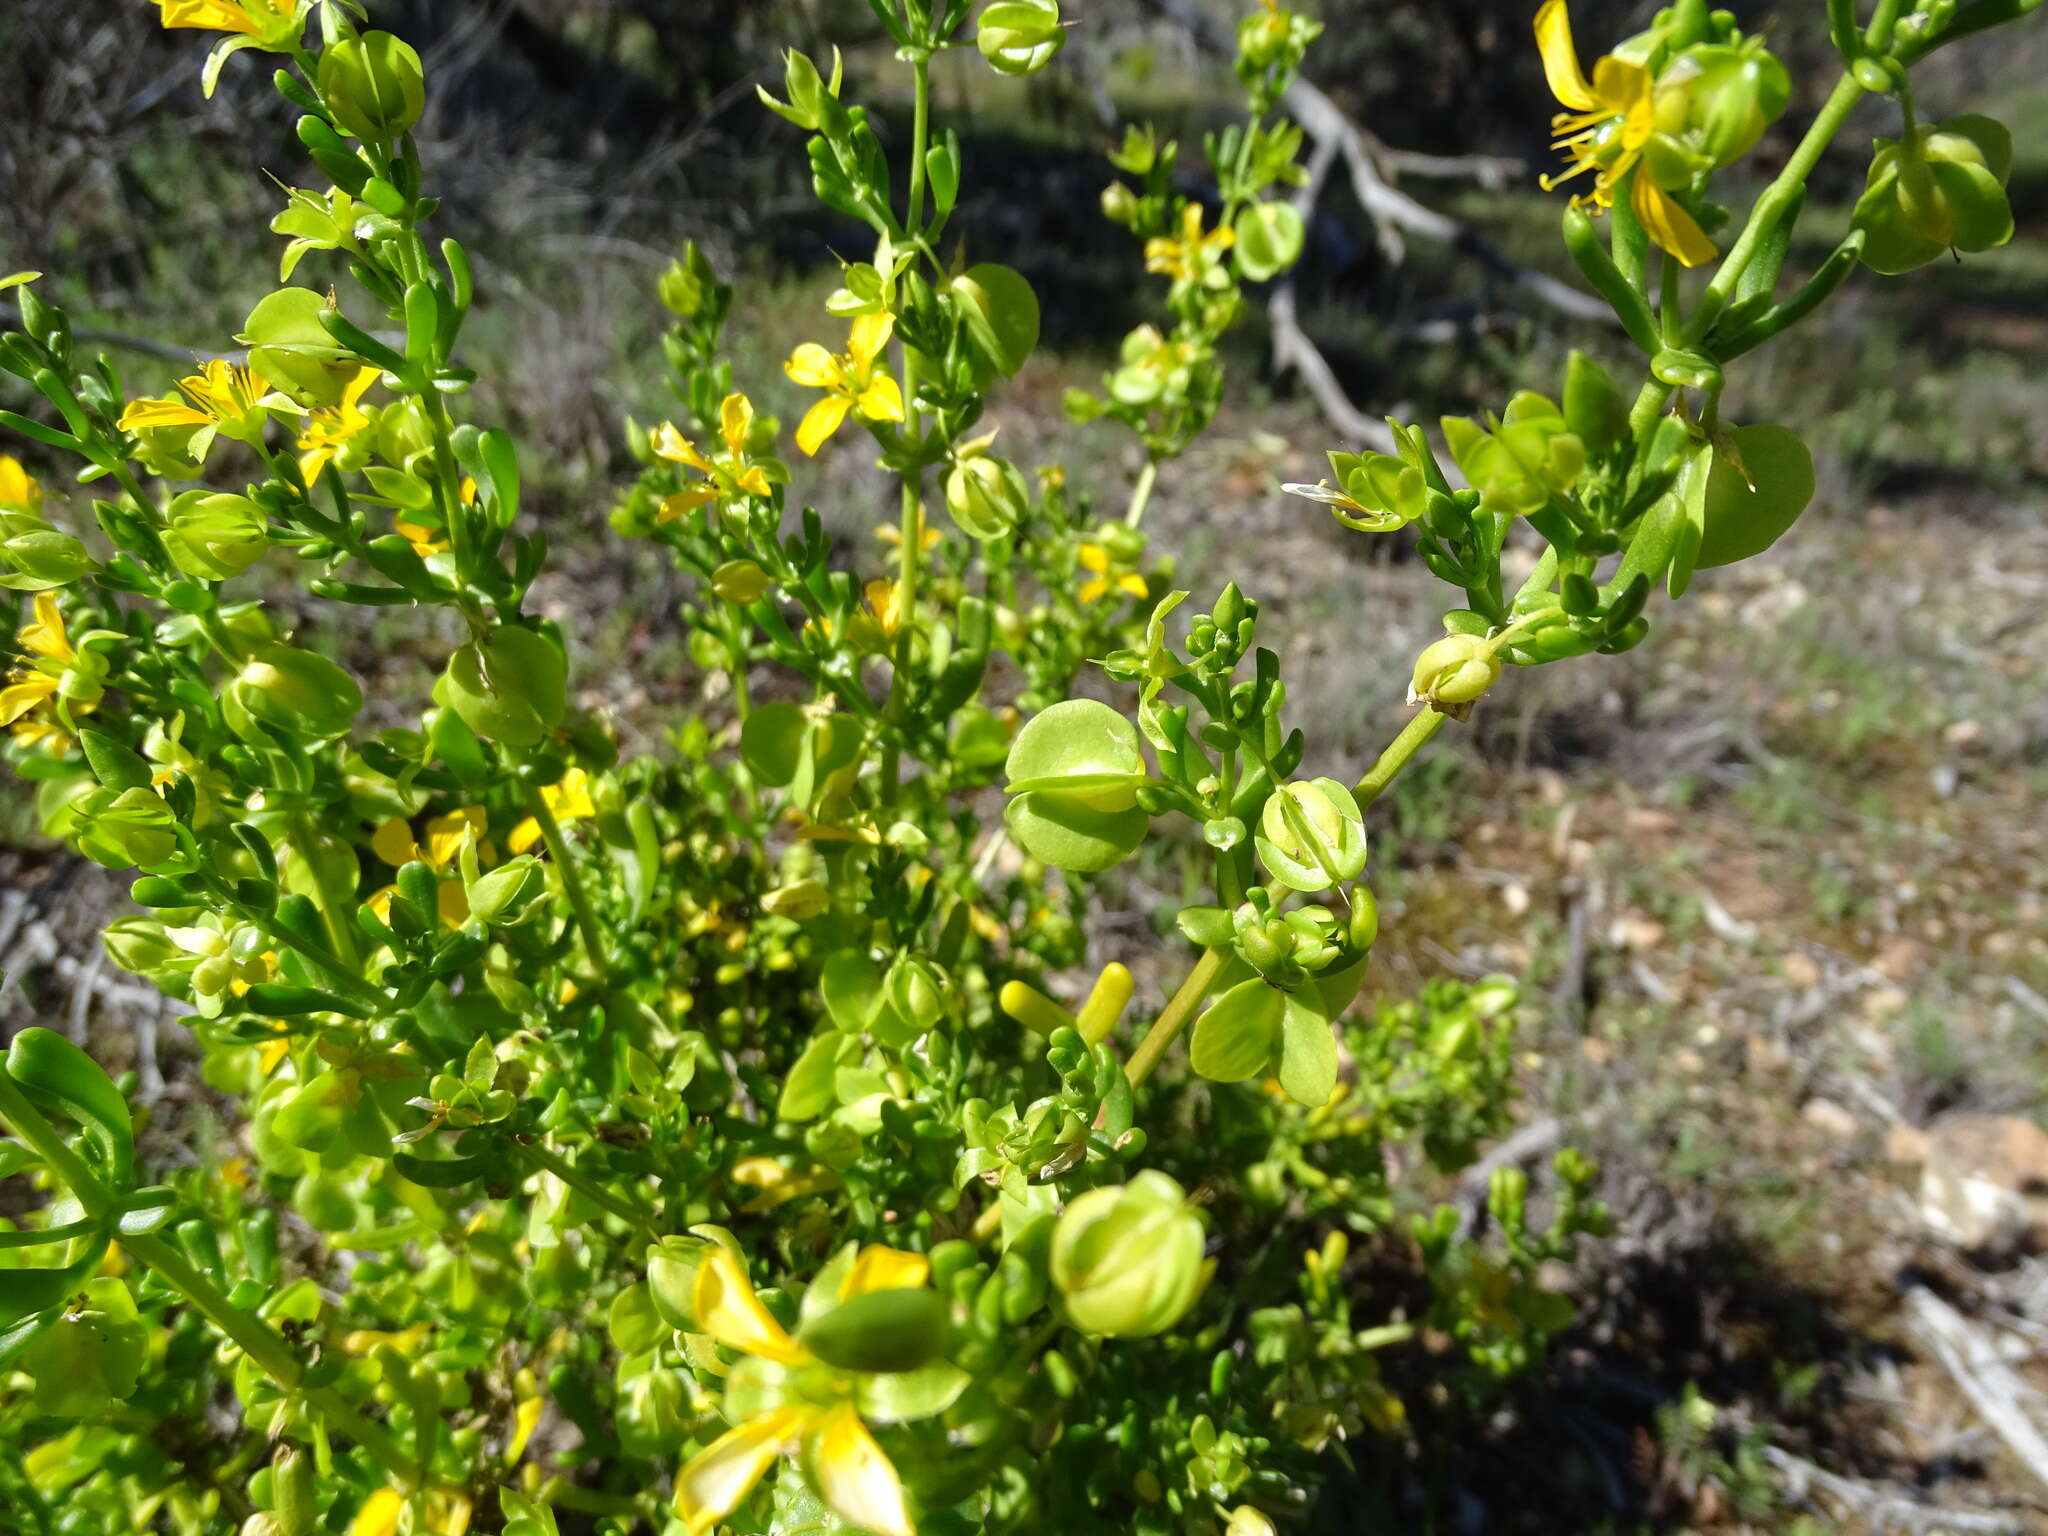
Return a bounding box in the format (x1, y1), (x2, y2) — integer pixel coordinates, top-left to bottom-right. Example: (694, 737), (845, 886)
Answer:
(1144, 202), (1235, 284)
(673, 1247), (926, 1536)
(508, 767), (596, 854)
(2, 593), (93, 750)
(654, 393), (776, 519)
(346, 1488), (404, 1536)
(297, 366), (381, 484)
(784, 315), (905, 456)
(152, 0), (300, 39)
(368, 806), (488, 929)
(118, 358), (301, 447)
(0, 456), (41, 514)
(1534, 0), (1716, 268)
(1077, 543), (1147, 605)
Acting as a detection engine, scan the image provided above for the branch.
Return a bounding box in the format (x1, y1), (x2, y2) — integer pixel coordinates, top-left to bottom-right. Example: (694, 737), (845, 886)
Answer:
(1906, 1285), (2048, 1493)
(1133, 0), (1612, 325)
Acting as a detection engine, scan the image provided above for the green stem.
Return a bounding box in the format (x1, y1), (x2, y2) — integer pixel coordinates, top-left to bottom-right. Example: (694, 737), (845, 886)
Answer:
(1123, 457), (1160, 528)
(518, 1141), (659, 1244)
(521, 781), (610, 982)
(1126, 949), (1226, 1088)
(1690, 70), (1868, 342)
(1352, 708), (1448, 810)
(0, 1070), (422, 1487)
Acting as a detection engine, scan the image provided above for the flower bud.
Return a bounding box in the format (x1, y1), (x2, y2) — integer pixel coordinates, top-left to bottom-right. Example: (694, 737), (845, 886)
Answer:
(1656, 43), (1791, 167)
(1100, 181), (1140, 228)
(1051, 1171), (1207, 1337)
(165, 492), (269, 582)
(75, 786), (181, 872)
(658, 244), (717, 319)
(1853, 115), (2015, 275)
(1256, 778), (1367, 893)
(885, 956), (949, 1033)
(2, 527), (92, 588)
(1442, 394), (1585, 516)
(799, 1286), (949, 1374)
(318, 32), (427, 143)
(102, 917), (186, 978)
(945, 453), (1029, 540)
(1408, 633), (1501, 719)
(1003, 698), (1151, 873)
(233, 644), (363, 740)
(979, 0), (1066, 77)
(710, 559), (770, 603)
(272, 1445), (317, 1536)
(440, 625), (567, 748)
(466, 855), (547, 925)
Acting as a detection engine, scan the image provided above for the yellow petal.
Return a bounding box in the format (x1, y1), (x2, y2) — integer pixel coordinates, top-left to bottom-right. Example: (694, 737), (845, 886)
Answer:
(348, 1489), (404, 1536)
(436, 880), (471, 929)
(1117, 573), (1149, 598)
(507, 817), (543, 855)
(1631, 174), (1718, 269)
(545, 767), (596, 820)
(340, 365), (381, 412)
(371, 818), (421, 868)
(734, 466), (774, 497)
(840, 1245), (930, 1300)
(720, 393), (755, 456)
(1078, 577), (1110, 606)
(23, 592), (70, 660)
(0, 678), (53, 727)
(506, 1394), (544, 1465)
(661, 487), (719, 521)
(424, 806), (487, 868)
(848, 312), (896, 370)
(797, 396), (852, 457)
(692, 1248), (808, 1364)
(785, 343), (841, 390)
(808, 1405), (915, 1536)
(675, 1407), (816, 1536)
(1077, 543), (1110, 574)
(856, 375), (905, 426)
(1534, 0), (1598, 113)
(118, 397), (213, 431)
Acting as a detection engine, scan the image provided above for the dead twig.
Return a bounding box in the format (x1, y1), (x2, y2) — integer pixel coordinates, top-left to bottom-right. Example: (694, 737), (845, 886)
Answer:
(1763, 1444), (2024, 1533)
(1905, 1285), (2048, 1494)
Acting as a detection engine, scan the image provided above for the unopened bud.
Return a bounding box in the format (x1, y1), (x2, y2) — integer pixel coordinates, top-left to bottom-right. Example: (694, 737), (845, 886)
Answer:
(318, 32), (427, 142)
(979, 0), (1066, 76)
(233, 644), (363, 739)
(1050, 1170), (1207, 1337)
(165, 492), (269, 581)
(945, 453), (1029, 539)
(1408, 633), (1501, 719)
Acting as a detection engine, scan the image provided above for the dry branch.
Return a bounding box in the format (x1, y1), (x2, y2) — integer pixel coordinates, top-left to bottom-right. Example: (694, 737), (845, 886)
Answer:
(1906, 1285), (2048, 1494)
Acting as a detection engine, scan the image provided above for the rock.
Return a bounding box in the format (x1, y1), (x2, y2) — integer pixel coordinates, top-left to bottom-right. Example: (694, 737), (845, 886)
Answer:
(1886, 1123), (1929, 1166)
(1801, 1098), (1860, 1141)
(1781, 951), (1822, 989)
(1918, 1114), (2048, 1253)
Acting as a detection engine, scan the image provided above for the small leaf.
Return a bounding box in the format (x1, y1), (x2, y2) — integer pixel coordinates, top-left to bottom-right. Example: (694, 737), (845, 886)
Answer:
(1188, 978), (1283, 1083)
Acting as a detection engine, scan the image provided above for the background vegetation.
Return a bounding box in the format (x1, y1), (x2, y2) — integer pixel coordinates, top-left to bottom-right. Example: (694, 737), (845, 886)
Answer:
(3, 1), (2046, 1530)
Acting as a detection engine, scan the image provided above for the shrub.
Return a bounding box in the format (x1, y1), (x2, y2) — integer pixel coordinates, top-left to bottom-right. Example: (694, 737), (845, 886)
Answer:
(0, 0), (2033, 1532)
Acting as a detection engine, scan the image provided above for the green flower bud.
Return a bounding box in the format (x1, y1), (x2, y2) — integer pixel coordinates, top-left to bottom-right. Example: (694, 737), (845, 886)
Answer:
(647, 1236), (715, 1330)
(128, 417), (216, 480)
(75, 786), (182, 872)
(440, 625), (567, 748)
(1853, 115), (2015, 275)
(945, 453), (1029, 540)
(467, 855), (547, 925)
(1409, 633), (1501, 719)
(102, 917), (187, 979)
(233, 644), (363, 740)
(272, 1445), (317, 1536)
(318, 32), (427, 143)
(885, 956), (949, 1033)
(1656, 42), (1791, 167)
(1050, 1170), (1208, 1337)
(799, 1287), (949, 1374)
(1256, 778), (1367, 893)
(165, 492), (269, 582)
(710, 559), (770, 603)
(658, 244), (716, 319)
(1, 526), (92, 589)
(979, 0), (1066, 77)
(1442, 393), (1584, 516)
(1002, 699), (1151, 873)
(1100, 181), (1140, 228)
